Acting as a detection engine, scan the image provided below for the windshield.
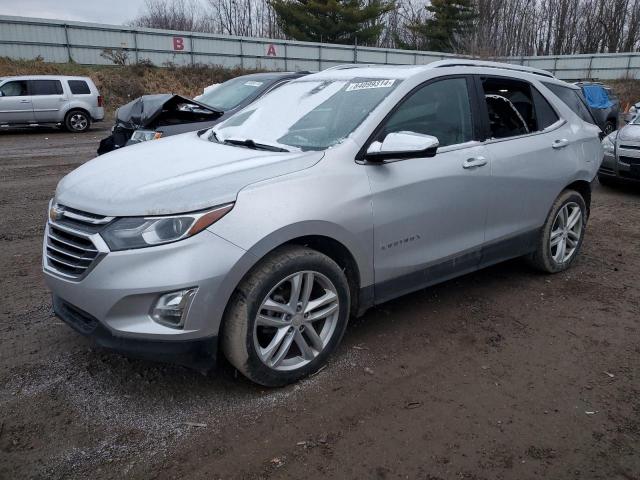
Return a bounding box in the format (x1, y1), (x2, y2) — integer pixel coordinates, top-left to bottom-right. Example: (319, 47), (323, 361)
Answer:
(212, 77), (401, 151)
(198, 76), (268, 111)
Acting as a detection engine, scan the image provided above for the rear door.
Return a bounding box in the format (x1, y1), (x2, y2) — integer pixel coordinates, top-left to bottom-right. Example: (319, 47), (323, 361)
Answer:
(365, 76), (492, 301)
(30, 79), (66, 122)
(475, 75), (579, 265)
(0, 80), (34, 124)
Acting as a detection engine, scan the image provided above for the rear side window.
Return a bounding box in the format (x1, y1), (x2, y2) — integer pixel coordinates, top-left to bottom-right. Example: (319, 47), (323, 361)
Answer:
(68, 80), (91, 94)
(30, 80), (63, 95)
(481, 77), (539, 139)
(543, 83), (596, 125)
(531, 88), (560, 129)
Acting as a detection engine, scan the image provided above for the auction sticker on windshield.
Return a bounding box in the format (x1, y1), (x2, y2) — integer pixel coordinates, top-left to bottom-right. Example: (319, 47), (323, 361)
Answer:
(244, 81), (264, 87)
(346, 79), (395, 92)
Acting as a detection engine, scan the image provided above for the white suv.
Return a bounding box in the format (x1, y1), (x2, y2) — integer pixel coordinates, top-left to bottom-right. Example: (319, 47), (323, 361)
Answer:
(0, 75), (104, 132)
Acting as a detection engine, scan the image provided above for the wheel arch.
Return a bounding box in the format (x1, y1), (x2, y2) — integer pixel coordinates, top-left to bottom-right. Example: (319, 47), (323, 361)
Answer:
(215, 225), (373, 352)
(565, 179), (592, 217)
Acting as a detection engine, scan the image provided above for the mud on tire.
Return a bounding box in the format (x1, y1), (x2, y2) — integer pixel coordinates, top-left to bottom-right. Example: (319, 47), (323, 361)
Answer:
(221, 245), (350, 387)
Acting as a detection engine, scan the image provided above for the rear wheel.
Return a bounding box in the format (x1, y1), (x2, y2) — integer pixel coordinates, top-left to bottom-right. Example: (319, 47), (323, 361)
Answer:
(222, 246), (350, 387)
(528, 190), (587, 273)
(64, 110), (90, 133)
(603, 121), (616, 135)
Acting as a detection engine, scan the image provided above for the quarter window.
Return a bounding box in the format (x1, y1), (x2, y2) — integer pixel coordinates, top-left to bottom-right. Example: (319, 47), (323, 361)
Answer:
(0, 80), (28, 97)
(543, 83), (596, 125)
(68, 80), (91, 94)
(380, 78), (473, 148)
(30, 80), (63, 96)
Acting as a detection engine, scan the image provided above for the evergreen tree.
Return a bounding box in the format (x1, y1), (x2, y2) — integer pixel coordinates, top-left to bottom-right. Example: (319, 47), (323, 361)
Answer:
(404, 0), (476, 52)
(270, 0), (395, 46)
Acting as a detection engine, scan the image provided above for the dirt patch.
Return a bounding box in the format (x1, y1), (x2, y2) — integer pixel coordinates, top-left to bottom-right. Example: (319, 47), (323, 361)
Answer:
(0, 128), (639, 479)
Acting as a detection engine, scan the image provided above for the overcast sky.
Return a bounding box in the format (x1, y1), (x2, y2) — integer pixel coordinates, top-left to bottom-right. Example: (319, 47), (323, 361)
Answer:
(0, 0), (150, 25)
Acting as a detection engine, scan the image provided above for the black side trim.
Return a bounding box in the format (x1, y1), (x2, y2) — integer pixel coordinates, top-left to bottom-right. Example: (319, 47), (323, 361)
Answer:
(373, 229), (539, 305)
(52, 295), (217, 373)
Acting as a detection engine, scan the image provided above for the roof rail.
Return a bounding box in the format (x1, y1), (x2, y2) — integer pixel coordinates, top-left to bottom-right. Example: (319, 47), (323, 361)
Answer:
(323, 63), (381, 71)
(428, 59), (555, 79)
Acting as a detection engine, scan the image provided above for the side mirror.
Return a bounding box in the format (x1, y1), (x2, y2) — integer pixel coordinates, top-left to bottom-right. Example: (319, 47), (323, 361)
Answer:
(365, 131), (439, 162)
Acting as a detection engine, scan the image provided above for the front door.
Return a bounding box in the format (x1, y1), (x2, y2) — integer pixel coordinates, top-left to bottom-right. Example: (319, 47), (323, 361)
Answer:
(0, 80), (34, 124)
(364, 77), (491, 302)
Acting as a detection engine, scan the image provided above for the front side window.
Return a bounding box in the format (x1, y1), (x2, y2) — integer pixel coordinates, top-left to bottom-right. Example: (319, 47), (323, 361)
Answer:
(378, 77), (473, 148)
(0, 80), (28, 97)
(543, 82), (596, 125)
(213, 77), (401, 151)
(30, 80), (63, 96)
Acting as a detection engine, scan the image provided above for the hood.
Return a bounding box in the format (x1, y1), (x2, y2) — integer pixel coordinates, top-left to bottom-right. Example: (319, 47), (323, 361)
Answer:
(115, 94), (222, 130)
(617, 124), (640, 143)
(55, 132), (323, 216)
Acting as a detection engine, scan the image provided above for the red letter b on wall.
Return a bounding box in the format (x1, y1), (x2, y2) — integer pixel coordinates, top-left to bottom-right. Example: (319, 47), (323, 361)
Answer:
(173, 37), (185, 51)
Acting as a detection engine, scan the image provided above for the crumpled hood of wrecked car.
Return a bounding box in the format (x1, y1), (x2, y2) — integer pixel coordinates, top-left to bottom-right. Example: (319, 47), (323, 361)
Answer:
(55, 131), (324, 216)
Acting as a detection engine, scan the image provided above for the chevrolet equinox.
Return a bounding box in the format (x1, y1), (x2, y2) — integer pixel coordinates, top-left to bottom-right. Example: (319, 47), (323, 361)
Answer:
(44, 61), (603, 386)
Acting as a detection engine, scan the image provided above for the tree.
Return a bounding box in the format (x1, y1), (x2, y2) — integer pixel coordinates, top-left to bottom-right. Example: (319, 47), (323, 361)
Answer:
(270, 0), (395, 46)
(403, 0), (475, 52)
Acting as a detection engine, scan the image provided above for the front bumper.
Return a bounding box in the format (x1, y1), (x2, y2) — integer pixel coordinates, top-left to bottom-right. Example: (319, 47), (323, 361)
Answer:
(600, 147), (640, 182)
(53, 295), (217, 371)
(44, 227), (250, 345)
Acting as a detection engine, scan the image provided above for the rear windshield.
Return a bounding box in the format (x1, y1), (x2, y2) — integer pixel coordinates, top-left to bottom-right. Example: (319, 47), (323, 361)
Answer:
(68, 80), (91, 94)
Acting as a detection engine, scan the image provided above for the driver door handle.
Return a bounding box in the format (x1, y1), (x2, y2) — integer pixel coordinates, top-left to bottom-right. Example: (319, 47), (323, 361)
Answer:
(552, 139), (570, 149)
(463, 156), (488, 169)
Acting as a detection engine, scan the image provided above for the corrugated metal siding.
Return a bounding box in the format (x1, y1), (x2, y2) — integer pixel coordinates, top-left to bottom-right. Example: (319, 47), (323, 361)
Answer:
(1, 14), (639, 80)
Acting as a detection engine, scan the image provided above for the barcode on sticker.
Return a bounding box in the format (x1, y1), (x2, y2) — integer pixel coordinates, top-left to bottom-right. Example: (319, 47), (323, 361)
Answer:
(346, 80), (395, 92)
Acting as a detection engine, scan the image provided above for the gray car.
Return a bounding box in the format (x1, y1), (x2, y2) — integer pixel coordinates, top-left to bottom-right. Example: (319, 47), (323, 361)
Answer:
(600, 117), (640, 185)
(0, 75), (104, 132)
(43, 60), (602, 386)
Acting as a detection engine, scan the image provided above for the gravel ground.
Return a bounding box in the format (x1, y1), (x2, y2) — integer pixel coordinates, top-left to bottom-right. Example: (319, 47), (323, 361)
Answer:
(1, 127), (639, 480)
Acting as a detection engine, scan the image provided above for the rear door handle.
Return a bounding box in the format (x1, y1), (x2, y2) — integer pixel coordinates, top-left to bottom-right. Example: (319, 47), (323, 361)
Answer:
(552, 139), (570, 149)
(19, 99), (31, 103)
(463, 156), (488, 169)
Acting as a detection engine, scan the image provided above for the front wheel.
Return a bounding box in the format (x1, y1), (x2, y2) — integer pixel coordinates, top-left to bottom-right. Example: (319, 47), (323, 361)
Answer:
(527, 190), (587, 273)
(222, 246), (350, 387)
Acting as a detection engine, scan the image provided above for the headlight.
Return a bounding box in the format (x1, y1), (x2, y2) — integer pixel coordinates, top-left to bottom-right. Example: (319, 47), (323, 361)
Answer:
(130, 129), (163, 143)
(602, 132), (616, 155)
(101, 204), (233, 251)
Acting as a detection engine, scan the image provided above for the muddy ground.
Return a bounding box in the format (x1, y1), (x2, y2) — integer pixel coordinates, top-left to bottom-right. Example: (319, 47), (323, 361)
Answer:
(0, 126), (639, 480)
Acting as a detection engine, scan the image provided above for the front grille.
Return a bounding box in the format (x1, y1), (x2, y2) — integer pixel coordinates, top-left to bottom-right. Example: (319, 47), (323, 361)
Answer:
(619, 145), (640, 151)
(53, 295), (98, 334)
(619, 156), (640, 166)
(45, 204), (112, 280)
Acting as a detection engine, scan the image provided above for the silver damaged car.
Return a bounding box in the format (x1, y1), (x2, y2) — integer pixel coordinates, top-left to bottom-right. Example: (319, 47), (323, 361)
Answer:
(43, 61), (603, 386)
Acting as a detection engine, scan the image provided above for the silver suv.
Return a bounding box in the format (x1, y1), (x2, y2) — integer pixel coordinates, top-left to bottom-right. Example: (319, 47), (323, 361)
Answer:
(43, 61), (602, 386)
(0, 75), (104, 132)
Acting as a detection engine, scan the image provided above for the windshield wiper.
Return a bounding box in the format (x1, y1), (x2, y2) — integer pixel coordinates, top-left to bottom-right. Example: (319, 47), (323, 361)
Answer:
(222, 138), (290, 152)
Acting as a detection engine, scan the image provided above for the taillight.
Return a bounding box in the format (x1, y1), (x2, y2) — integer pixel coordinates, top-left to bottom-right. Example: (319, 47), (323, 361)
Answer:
(97, 95), (103, 107)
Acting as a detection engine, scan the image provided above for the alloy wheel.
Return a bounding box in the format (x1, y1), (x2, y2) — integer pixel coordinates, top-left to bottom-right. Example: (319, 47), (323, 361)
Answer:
(69, 113), (88, 131)
(253, 270), (340, 371)
(550, 202), (583, 263)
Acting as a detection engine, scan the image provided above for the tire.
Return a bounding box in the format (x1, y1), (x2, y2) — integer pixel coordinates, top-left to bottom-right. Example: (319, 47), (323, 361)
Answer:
(64, 110), (91, 133)
(221, 245), (350, 387)
(603, 121), (616, 135)
(527, 190), (587, 273)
